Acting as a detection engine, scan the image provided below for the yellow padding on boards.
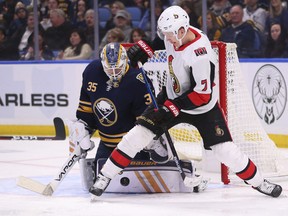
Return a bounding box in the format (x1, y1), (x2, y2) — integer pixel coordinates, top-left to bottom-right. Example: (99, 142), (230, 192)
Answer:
(0, 125), (286, 148)
(268, 134), (288, 148)
(0, 125), (62, 136)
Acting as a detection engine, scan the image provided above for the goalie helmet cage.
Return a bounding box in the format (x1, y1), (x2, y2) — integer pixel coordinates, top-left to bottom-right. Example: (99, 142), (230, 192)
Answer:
(122, 42), (288, 184)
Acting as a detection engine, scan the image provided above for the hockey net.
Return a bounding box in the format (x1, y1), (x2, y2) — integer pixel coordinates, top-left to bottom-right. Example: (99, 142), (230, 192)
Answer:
(138, 41), (288, 184)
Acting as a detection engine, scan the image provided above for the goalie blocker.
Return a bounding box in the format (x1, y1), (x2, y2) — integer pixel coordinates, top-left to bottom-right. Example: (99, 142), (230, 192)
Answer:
(80, 158), (204, 193)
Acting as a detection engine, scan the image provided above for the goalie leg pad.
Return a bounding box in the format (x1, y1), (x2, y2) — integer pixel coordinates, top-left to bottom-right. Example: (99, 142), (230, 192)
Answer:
(211, 141), (263, 187)
(79, 158), (95, 191)
(144, 135), (173, 164)
(98, 159), (198, 193)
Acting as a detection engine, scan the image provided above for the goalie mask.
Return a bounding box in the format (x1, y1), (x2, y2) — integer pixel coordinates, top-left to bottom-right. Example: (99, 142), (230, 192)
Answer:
(101, 43), (128, 88)
(157, 6), (189, 45)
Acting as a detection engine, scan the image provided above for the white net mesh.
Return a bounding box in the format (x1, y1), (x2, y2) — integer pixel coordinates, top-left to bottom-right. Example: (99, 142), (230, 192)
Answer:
(223, 43), (287, 177)
(143, 42), (288, 179)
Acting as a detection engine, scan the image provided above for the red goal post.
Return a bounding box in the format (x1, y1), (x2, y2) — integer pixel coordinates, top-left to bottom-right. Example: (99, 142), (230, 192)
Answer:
(122, 41), (288, 184)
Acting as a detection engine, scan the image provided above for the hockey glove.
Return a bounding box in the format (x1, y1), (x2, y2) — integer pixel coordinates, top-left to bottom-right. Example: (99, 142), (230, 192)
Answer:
(163, 100), (180, 117)
(68, 119), (95, 158)
(127, 39), (154, 67)
(149, 104), (178, 125)
(136, 104), (178, 137)
(156, 86), (167, 105)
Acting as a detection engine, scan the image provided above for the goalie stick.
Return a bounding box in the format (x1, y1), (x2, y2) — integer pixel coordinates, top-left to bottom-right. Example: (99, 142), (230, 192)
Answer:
(138, 62), (201, 191)
(17, 152), (80, 196)
(0, 117), (66, 141)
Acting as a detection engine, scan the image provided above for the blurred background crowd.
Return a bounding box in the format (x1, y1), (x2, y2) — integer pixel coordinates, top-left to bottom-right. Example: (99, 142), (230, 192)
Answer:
(1, 0), (288, 61)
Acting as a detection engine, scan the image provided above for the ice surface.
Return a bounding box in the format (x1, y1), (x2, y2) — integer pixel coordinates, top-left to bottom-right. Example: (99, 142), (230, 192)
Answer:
(1, 139), (288, 216)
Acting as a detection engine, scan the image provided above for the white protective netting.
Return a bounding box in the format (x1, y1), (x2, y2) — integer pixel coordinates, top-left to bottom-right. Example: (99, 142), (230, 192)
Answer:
(143, 42), (288, 180)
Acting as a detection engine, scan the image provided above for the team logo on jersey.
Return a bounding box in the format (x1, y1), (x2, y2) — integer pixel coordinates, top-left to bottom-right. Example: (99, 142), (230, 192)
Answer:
(252, 64), (287, 125)
(168, 55), (180, 93)
(215, 125), (224, 136)
(93, 98), (117, 126)
(136, 73), (145, 84)
(194, 47), (207, 56)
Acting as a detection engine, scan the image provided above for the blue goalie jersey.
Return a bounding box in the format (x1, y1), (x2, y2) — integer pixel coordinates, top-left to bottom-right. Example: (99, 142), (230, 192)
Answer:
(76, 59), (153, 147)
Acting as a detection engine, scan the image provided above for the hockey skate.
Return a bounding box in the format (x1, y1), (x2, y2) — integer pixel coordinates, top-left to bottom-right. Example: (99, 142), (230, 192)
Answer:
(253, 179), (282, 197)
(89, 173), (111, 196)
(192, 175), (210, 193)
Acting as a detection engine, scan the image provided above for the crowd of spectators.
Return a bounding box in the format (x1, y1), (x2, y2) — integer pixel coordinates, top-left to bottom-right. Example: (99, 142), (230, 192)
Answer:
(1, 0), (288, 61)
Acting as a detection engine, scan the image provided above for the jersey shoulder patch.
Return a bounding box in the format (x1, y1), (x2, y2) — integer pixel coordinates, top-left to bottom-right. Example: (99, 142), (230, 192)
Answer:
(194, 47), (207, 56)
(136, 73), (145, 84)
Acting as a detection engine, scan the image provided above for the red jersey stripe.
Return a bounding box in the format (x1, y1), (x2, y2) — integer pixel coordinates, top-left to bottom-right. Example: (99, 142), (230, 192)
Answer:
(187, 92), (211, 106)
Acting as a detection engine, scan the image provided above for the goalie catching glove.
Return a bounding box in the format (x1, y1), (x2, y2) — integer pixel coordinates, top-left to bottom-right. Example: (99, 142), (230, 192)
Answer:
(127, 39), (154, 67)
(68, 119), (95, 158)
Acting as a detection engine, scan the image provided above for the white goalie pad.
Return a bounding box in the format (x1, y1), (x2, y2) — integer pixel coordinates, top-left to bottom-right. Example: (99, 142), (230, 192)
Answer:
(80, 158), (198, 193)
(79, 158), (95, 191)
(144, 135), (173, 164)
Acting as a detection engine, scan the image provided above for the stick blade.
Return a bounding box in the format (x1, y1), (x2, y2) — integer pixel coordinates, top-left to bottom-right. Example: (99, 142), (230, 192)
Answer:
(53, 117), (66, 140)
(17, 176), (54, 196)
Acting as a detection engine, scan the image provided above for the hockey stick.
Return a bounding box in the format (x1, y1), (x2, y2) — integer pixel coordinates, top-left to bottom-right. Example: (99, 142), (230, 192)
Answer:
(17, 153), (80, 196)
(138, 62), (198, 189)
(0, 117), (66, 141)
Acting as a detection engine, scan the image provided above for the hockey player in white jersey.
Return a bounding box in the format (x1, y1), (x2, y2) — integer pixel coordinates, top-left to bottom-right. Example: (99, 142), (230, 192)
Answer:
(90, 5), (282, 198)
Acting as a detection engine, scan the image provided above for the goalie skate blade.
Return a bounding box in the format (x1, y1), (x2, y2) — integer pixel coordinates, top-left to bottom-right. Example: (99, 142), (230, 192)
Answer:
(17, 176), (53, 196)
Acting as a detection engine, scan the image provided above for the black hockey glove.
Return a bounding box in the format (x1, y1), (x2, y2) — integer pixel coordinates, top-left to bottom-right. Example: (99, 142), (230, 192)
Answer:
(156, 87), (167, 105)
(154, 106), (174, 123)
(138, 103), (178, 126)
(127, 39), (154, 67)
(136, 103), (179, 136)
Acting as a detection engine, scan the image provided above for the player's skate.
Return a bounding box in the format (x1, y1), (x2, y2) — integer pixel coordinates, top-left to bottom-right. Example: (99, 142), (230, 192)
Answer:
(253, 179), (282, 197)
(89, 173), (111, 196)
(192, 175), (210, 193)
(144, 135), (172, 164)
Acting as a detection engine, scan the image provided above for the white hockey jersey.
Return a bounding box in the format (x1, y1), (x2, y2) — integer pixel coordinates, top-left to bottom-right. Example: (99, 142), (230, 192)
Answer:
(164, 26), (219, 115)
